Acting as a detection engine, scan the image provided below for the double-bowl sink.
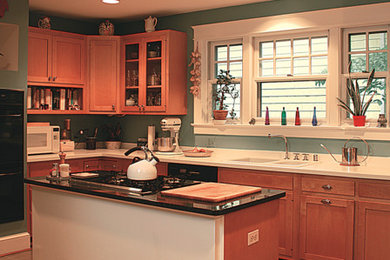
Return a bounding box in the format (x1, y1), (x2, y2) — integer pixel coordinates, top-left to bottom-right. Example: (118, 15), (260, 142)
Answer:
(227, 157), (309, 167)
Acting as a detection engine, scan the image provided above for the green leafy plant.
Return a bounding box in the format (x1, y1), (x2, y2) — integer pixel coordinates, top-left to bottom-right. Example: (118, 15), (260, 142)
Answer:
(214, 70), (239, 118)
(337, 65), (376, 116)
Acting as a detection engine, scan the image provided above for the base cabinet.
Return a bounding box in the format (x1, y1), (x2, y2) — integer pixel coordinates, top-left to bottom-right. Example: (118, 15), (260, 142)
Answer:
(356, 201), (390, 260)
(218, 167), (294, 258)
(299, 195), (354, 260)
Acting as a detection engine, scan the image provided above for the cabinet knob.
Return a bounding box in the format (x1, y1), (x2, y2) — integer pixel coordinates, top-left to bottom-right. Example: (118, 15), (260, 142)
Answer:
(85, 165), (89, 168)
(112, 104), (115, 110)
(321, 199), (332, 205)
(322, 184), (332, 190)
(48, 76), (51, 81)
(53, 76), (57, 81)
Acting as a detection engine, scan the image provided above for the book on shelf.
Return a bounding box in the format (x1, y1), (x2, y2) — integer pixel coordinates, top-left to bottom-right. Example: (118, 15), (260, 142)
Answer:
(27, 88), (31, 109)
(28, 87), (82, 111)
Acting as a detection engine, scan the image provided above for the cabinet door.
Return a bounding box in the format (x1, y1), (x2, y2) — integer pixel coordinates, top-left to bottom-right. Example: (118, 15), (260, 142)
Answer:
(28, 31), (52, 83)
(52, 35), (85, 85)
(88, 37), (119, 112)
(356, 201), (390, 260)
(122, 39), (143, 112)
(144, 38), (165, 112)
(300, 195), (354, 260)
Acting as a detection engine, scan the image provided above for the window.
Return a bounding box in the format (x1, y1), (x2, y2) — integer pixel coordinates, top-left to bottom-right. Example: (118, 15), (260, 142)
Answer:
(210, 41), (242, 119)
(255, 34), (328, 121)
(193, 3), (390, 140)
(344, 27), (389, 120)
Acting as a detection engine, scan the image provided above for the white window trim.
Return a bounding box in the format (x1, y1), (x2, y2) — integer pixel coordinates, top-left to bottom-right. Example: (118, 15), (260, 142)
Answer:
(192, 2), (390, 140)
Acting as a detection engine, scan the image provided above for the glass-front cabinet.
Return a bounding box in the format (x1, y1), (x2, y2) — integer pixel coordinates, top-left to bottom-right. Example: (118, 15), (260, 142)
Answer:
(123, 36), (165, 112)
(121, 30), (187, 115)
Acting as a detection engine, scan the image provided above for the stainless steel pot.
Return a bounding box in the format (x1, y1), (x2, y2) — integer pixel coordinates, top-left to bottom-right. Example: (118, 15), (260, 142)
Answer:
(157, 137), (176, 152)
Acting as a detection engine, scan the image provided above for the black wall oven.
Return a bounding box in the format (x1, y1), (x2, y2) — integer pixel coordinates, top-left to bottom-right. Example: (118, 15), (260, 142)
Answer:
(0, 89), (24, 224)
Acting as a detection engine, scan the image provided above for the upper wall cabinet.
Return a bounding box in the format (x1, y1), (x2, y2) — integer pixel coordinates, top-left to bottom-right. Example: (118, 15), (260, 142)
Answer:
(87, 36), (120, 113)
(28, 27), (86, 86)
(120, 30), (187, 115)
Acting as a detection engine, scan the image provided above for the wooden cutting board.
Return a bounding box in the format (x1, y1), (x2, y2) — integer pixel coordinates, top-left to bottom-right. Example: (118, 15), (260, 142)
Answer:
(161, 182), (262, 202)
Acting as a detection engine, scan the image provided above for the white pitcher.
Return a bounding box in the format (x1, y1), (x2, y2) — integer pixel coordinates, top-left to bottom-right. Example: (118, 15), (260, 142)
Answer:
(144, 16), (157, 32)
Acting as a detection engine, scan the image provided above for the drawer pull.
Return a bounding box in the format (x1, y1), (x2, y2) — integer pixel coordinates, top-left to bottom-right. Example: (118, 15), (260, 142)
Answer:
(321, 199), (332, 205)
(322, 184), (332, 190)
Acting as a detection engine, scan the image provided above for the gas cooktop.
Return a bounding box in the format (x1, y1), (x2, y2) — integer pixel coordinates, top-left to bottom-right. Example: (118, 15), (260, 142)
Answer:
(69, 171), (201, 195)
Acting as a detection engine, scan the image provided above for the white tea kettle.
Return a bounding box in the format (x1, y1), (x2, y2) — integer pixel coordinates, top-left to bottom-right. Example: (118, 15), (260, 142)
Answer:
(124, 146), (160, 180)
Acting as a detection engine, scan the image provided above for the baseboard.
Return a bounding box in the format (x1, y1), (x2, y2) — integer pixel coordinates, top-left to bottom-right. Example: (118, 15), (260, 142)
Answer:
(0, 232), (31, 257)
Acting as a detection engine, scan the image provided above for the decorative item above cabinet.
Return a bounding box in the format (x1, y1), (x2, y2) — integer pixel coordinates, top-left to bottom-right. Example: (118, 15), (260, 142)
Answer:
(121, 30), (187, 115)
(28, 27), (86, 86)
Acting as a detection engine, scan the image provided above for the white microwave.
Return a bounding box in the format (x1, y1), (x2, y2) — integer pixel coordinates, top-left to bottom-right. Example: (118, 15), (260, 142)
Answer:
(27, 125), (60, 155)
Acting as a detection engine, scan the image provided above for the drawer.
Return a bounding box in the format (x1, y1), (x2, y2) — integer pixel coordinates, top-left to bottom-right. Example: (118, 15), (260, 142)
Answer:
(100, 159), (119, 171)
(28, 161), (55, 177)
(358, 180), (390, 200)
(301, 176), (355, 196)
(156, 162), (168, 176)
(218, 167), (293, 190)
(83, 159), (99, 171)
(67, 159), (83, 173)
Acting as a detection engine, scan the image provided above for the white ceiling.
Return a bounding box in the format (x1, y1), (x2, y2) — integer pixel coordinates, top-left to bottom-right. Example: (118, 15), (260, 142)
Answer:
(29, 0), (271, 21)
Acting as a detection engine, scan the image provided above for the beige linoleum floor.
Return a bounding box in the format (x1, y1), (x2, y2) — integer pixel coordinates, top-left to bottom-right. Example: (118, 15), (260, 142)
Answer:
(0, 250), (32, 260)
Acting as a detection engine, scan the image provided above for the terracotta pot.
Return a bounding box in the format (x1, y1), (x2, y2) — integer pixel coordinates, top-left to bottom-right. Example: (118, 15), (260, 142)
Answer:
(213, 110), (228, 120)
(353, 115), (366, 127)
(105, 141), (121, 149)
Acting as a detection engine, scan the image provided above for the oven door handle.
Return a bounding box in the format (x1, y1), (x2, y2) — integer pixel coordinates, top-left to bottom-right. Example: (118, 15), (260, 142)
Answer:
(0, 114), (22, 117)
(188, 171), (200, 175)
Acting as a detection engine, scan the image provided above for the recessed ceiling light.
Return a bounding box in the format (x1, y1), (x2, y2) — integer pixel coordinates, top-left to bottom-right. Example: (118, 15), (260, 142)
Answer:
(102, 0), (119, 4)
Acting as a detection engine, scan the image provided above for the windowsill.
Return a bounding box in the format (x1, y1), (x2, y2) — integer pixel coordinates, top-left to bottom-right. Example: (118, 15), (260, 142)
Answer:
(192, 123), (390, 141)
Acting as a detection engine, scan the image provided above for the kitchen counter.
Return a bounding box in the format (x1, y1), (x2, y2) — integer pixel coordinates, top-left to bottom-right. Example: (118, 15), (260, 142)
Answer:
(27, 175), (283, 260)
(24, 176), (284, 216)
(28, 146), (390, 180)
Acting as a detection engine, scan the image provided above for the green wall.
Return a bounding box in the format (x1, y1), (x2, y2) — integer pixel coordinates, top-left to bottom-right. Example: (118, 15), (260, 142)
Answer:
(29, 0), (390, 156)
(114, 0), (390, 156)
(0, 0), (28, 237)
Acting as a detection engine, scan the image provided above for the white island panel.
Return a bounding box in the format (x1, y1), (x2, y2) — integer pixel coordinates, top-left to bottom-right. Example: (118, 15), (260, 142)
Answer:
(32, 187), (224, 260)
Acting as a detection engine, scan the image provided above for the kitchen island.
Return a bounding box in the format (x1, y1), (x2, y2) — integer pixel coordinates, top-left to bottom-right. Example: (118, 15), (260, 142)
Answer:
(25, 176), (285, 260)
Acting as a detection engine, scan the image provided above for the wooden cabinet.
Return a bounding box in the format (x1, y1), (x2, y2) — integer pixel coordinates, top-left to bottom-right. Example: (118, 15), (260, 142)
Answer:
(28, 27), (86, 114)
(299, 195), (354, 260)
(356, 201), (390, 260)
(218, 167), (294, 258)
(28, 27), (86, 85)
(356, 180), (390, 260)
(87, 36), (120, 113)
(300, 176), (355, 260)
(120, 30), (187, 114)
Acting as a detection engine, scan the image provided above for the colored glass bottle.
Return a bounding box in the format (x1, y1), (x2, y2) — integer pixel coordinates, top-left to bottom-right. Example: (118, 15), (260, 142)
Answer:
(312, 106), (318, 126)
(265, 106), (270, 125)
(295, 107), (301, 126)
(281, 107), (287, 125)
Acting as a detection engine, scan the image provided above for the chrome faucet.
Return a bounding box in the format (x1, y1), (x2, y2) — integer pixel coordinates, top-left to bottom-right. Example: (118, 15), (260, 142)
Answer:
(268, 134), (289, 160)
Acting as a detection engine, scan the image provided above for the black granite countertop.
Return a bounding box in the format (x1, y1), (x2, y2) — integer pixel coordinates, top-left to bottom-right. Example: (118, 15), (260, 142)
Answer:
(25, 176), (285, 216)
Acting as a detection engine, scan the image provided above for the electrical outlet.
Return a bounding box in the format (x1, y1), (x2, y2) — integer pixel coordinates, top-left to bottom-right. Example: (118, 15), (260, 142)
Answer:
(247, 229), (259, 246)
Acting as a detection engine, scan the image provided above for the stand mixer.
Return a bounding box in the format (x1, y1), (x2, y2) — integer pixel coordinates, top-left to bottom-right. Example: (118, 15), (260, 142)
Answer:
(157, 117), (182, 155)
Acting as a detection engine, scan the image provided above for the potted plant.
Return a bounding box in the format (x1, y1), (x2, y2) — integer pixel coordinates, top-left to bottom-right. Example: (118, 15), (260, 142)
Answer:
(213, 69), (239, 122)
(105, 123), (122, 149)
(337, 67), (376, 127)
